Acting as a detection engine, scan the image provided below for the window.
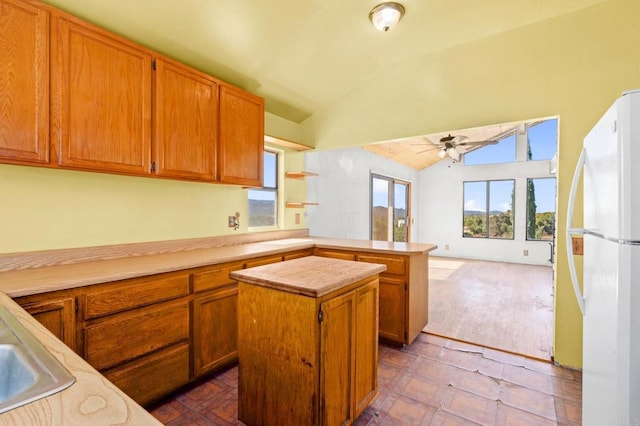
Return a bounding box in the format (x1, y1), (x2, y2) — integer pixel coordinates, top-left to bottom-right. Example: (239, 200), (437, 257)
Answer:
(370, 174), (410, 242)
(463, 133), (516, 166)
(527, 119), (558, 161)
(463, 180), (514, 239)
(526, 178), (556, 240)
(248, 150), (279, 227)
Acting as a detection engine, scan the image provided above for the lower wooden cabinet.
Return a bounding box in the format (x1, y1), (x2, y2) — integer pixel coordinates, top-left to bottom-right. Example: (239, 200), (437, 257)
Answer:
(16, 294), (77, 353)
(192, 285), (238, 377)
(104, 342), (190, 406)
(314, 247), (429, 346)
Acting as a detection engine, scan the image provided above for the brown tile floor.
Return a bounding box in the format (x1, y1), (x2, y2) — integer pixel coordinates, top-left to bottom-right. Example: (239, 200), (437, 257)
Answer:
(148, 333), (582, 425)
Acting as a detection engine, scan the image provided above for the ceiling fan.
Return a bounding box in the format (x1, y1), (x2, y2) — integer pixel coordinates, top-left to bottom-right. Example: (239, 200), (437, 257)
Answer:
(414, 134), (498, 162)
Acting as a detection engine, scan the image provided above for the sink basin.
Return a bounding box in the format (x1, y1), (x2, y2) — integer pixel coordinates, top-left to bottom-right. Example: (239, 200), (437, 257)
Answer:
(0, 344), (38, 403)
(0, 306), (75, 414)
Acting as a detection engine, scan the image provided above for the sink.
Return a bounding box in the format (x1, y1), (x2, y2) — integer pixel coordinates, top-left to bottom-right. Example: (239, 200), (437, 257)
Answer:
(0, 306), (75, 414)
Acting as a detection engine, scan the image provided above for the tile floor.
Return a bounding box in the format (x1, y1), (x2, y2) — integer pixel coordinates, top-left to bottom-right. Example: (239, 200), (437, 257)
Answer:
(148, 333), (582, 425)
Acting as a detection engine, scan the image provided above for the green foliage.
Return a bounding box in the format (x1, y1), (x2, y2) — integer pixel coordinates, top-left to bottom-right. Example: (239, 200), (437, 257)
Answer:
(535, 211), (555, 240)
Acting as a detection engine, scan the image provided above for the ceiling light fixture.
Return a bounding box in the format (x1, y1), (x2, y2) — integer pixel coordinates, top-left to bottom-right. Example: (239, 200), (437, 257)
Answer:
(369, 2), (405, 32)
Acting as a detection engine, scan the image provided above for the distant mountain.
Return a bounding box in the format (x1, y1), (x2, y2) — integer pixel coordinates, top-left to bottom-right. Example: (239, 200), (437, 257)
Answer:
(249, 199), (275, 215)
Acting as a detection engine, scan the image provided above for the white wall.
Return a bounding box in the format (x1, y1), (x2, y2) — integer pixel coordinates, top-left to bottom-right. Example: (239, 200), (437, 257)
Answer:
(419, 131), (556, 266)
(304, 147), (421, 241)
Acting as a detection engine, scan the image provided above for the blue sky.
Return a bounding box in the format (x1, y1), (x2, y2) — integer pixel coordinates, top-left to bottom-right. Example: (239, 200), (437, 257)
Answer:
(463, 119), (557, 213)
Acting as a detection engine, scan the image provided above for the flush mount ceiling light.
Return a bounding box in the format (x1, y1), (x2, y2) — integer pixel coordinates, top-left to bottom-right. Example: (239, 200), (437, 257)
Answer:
(369, 2), (405, 32)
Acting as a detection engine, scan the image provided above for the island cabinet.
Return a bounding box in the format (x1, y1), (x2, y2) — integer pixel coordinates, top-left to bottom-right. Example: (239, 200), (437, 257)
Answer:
(79, 271), (191, 406)
(232, 256), (385, 426)
(313, 247), (429, 346)
(0, 0), (50, 166)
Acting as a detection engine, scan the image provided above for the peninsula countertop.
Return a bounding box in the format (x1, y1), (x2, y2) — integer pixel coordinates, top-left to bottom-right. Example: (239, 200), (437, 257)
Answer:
(0, 237), (437, 298)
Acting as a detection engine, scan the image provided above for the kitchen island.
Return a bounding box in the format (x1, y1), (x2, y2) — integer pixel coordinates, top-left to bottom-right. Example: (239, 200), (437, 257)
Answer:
(231, 256), (386, 426)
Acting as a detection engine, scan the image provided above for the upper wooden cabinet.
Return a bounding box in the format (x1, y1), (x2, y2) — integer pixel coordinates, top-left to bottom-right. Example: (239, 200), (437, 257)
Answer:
(0, 0), (50, 165)
(218, 84), (264, 186)
(51, 15), (152, 175)
(153, 57), (218, 181)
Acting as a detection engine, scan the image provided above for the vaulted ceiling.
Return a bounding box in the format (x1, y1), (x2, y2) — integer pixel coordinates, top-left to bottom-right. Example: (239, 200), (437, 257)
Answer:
(45, 0), (605, 125)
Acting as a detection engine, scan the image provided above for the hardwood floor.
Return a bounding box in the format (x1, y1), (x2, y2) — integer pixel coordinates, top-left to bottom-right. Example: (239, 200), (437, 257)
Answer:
(149, 334), (581, 425)
(424, 257), (554, 360)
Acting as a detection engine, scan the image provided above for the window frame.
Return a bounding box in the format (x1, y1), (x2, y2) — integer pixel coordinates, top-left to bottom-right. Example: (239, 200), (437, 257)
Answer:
(462, 179), (515, 240)
(247, 148), (282, 229)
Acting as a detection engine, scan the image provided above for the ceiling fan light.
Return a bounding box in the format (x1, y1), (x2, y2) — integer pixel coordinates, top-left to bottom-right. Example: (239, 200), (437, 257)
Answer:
(437, 149), (447, 159)
(447, 147), (460, 161)
(369, 2), (405, 32)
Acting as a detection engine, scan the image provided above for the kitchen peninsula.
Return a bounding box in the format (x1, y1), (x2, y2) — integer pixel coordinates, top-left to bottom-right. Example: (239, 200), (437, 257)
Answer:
(0, 231), (436, 421)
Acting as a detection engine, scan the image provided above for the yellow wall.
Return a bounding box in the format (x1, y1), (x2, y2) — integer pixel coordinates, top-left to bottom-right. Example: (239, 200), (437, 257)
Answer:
(0, 111), (308, 254)
(300, 0), (640, 367)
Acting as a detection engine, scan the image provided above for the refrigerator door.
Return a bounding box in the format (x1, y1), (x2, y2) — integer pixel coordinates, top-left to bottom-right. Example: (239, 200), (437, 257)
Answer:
(582, 235), (640, 425)
(584, 91), (640, 240)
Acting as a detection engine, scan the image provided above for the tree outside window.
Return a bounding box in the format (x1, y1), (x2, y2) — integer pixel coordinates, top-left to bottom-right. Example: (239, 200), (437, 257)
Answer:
(463, 180), (514, 239)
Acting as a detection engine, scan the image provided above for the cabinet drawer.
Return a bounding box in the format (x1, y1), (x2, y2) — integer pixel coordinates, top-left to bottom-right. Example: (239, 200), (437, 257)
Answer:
(313, 248), (356, 261)
(85, 300), (189, 370)
(244, 255), (283, 268)
(192, 263), (241, 293)
(357, 254), (406, 276)
(83, 272), (189, 319)
(105, 342), (190, 406)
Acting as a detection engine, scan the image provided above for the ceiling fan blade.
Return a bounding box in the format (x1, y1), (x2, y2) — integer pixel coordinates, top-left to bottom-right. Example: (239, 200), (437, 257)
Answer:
(451, 135), (468, 143)
(457, 140), (498, 146)
(415, 146), (443, 154)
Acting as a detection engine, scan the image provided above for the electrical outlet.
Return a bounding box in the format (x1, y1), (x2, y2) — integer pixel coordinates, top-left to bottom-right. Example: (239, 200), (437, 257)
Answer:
(445, 244), (450, 250)
(523, 249), (529, 256)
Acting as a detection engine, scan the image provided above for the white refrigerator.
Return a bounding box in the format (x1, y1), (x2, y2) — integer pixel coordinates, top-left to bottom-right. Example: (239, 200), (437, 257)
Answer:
(567, 89), (640, 425)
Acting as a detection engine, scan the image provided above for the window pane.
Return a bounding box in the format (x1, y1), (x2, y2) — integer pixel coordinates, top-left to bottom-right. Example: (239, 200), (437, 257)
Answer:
(263, 151), (277, 188)
(527, 119), (558, 161)
(463, 181), (487, 238)
(464, 133), (516, 166)
(371, 177), (390, 241)
(248, 189), (276, 227)
(526, 178), (556, 240)
(393, 182), (408, 242)
(488, 180), (514, 239)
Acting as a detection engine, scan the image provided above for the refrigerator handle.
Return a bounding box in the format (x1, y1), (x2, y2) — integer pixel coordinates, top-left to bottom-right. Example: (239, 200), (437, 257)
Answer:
(566, 148), (586, 315)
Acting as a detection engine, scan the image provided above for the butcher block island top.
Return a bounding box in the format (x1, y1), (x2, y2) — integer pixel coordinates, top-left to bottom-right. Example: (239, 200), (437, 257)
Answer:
(229, 255), (387, 297)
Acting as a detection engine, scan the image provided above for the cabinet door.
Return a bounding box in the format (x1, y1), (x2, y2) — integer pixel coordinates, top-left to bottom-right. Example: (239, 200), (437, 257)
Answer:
(18, 296), (77, 353)
(378, 276), (406, 345)
(154, 58), (218, 181)
(0, 0), (49, 164)
(353, 280), (378, 417)
(320, 291), (355, 426)
(218, 84), (264, 186)
(192, 285), (238, 377)
(52, 16), (152, 175)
